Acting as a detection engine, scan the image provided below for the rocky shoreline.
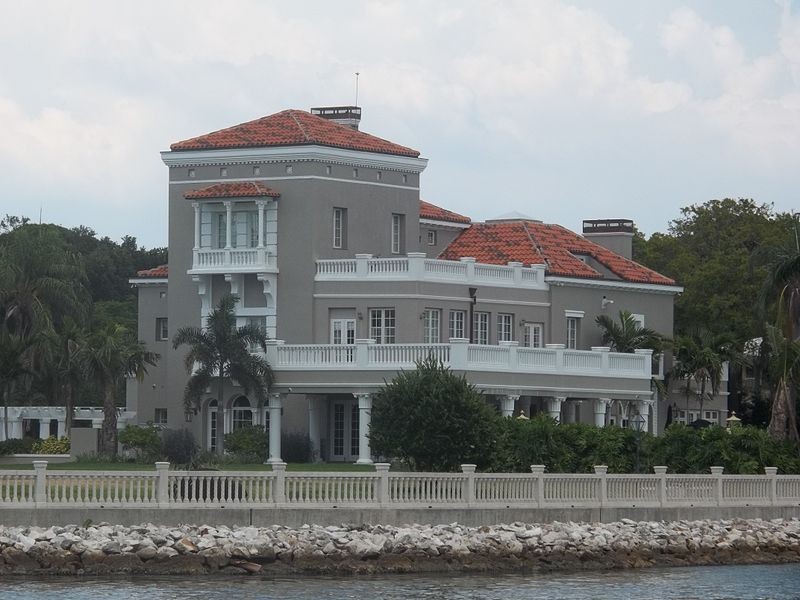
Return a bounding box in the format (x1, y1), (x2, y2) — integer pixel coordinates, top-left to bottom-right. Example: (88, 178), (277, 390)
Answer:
(1, 518), (800, 576)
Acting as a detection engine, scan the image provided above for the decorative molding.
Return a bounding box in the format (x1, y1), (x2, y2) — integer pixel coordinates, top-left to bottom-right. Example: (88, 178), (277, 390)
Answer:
(564, 309), (586, 318)
(312, 293), (551, 307)
(419, 218), (471, 230)
(171, 175), (420, 191)
(161, 145), (428, 173)
(128, 278), (167, 287)
(547, 276), (684, 295)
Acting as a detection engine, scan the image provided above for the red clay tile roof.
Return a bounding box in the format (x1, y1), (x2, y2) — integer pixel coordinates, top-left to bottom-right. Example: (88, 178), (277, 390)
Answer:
(419, 200), (471, 224)
(184, 182), (280, 200)
(136, 264), (168, 278)
(171, 109), (420, 157)
(439, 220), (676, 286)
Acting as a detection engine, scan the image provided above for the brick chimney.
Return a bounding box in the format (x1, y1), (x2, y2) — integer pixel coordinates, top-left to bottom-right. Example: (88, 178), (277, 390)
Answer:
(582, 219), (634, 259)
(310, 106), (361, 130)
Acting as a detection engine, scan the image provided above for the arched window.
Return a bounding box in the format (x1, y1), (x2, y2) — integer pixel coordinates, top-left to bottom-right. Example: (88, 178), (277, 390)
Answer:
(232, 396), (253, 430)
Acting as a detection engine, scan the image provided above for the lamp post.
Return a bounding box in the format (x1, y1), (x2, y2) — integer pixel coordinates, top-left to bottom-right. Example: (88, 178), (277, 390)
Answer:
(633, 413), (646, 474)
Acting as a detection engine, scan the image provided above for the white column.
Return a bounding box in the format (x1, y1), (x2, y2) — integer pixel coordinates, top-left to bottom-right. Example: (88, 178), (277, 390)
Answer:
(501, 395), (519, 418)
(638, 400), (652, 433)
(267, 393), (283, 463)
(192, 201), (201, 250)
(57, 420), (66, 438)
(224, 200), (233, 250)
(308, 395), (322, 463)
(594, 398), (610, 427)
(354, 393), (373, 465)
(38, 419), (50, 440)
(547, 397), (565, 422)
(256, 200), (266, 249)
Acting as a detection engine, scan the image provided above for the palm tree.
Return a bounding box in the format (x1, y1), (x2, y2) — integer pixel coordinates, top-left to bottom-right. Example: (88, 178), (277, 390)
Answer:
(0, 331), (34, 440)
(763, 325), (800, 441)
(37, 319), (87, 436)
(0, 226), (88, 338)
(85, 324), (159, 457)
(172, 294), (273, 455)
(671, 330), (734, 423)
(595, 310), (664, 353)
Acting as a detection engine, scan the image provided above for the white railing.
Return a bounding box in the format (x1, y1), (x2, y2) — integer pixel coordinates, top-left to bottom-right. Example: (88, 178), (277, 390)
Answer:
(264, 339), (653, 379)
(315, 253), (547, 290)
(191, 247), (276, 273)
(1, 463), (794, 510)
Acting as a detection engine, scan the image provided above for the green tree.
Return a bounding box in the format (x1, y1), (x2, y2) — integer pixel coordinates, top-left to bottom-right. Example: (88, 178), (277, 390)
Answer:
(172, 294), (273, 455)
(763, 325), (800, 441)
(671, 330), (734, 421)
(37, 319), (87, 435)
(84, 324), (159, 457)
(369, 356), (500, 471)
(595, 310), (664, 353)
(0, 331), (34, 440)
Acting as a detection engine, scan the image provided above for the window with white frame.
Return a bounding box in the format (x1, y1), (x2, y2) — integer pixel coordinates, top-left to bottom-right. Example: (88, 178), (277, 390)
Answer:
(155, 318), (168, 341)
(370, 309), (396, 344)
(567, 317), (580, 349)
(331, 319), (356, 345)
(333, 207), (347, 249)
(427, 230), (437, 246)
(232, 211), (258, 248)
(524, 323), (543, 348)
(497, 313), (513, 342)
(423, 309), (441, 343)
(473, 311), (489, 345)
(154, 408), (168, 426)
(391, 214), (404, 254)
(449, 310), (466, 339)
(231, 396), (253, 430)
(704, 410), (719, 423)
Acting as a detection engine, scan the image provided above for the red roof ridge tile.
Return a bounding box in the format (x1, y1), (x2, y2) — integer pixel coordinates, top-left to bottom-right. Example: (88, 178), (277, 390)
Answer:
(184, 181), (281, 200)
(288, 109), (312, 142)
(419, 199), (472, 224)
(136, 264), (168, 278)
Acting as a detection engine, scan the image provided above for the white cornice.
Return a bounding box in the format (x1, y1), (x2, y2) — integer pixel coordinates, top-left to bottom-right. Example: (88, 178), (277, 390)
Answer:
(419, 218), (471, 230)
(546, 276), (683, 295)
(129, 278), (168, 287)
(171, 175), (419, 192)
(161, 144), (428, 173)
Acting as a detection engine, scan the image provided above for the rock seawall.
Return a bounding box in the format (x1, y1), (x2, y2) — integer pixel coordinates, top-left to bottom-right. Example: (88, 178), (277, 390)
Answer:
(2, 519), (800, 576)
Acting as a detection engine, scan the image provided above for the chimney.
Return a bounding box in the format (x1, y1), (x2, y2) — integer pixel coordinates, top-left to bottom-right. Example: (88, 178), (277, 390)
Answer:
(582, 219), (634, 259)
(310, 106), (362, 130)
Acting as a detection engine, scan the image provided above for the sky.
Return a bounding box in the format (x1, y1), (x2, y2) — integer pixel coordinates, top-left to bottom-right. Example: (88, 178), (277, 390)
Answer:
(0, 0), (798, 249)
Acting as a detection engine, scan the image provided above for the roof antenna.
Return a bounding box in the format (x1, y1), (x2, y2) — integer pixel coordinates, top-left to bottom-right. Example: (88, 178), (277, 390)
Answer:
(354, 72), (360, 106)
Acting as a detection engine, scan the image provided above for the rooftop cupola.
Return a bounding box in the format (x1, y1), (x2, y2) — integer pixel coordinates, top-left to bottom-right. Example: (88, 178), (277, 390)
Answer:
(582, 218), (635, 259)
(310, 106), (362, 130)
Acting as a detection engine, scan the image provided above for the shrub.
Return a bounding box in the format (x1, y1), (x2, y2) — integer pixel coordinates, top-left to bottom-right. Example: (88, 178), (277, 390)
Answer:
(32, 436), (70, 455)
(162, 428), (198, 466)
(118, 425), (162, 461)
(224, 426), (267, 462)
(370, 356), (501, 471)
(0, 437), (36, 455)
(282, 431), (312, 463)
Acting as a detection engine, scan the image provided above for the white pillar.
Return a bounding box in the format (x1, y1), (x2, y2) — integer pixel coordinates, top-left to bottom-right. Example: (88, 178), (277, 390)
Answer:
(224, 200), (233, 249)
(11, 418), (22, 438)
(267, 393), (283, 463)
(256, 200), (266, 249)
(38, 419), (50, 440)
(501, 395), (519, 418)
(638, 400), (652, 433)
(594, 398), (610, 427)
(547, 397), (565, 422)
(192, 201), (201, 250)
(354, 393), (373, 465)
(57, 420), (66, 438)
(308, 395), (322, 463)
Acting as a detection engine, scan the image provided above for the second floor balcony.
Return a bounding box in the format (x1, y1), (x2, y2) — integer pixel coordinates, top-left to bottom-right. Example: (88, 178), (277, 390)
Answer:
(189, 247), (278, 274)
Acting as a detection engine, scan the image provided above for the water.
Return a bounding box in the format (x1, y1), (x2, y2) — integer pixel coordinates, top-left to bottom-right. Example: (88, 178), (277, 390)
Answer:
(2, 564), (799, 599)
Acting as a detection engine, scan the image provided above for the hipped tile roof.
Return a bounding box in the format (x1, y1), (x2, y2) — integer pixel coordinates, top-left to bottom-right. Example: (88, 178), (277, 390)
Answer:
(419, 200), (471, 224)
(440, 220), (675, 286)
(171, 109), (420, 157)
(136, 264), (168, 278)
(184, 181), (280, 200)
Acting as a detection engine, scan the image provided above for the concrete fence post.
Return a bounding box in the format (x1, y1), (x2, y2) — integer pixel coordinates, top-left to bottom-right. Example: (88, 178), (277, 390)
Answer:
(155, 461), (170, 506)
(710, 466), (724, 506)
(461, 464), (476, 506)
(531, 465), (545, 507)
(407, 252), (426, 280)
(765, 466), (778, 506)
(374, 463), (391, 506)
(594, 465), (608, 506)
(272, 462), (287, 504)
(33, 460), (47, 506)
(653, 466), (668, 507)
(449, 338), (469, 369)
(355, 253), (372, 278)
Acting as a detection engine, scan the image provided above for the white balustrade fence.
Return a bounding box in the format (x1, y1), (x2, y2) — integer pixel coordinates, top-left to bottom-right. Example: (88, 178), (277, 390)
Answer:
(315, 255), (547, 290)
(265, 340), (652, 379)
(192, 248), (276, 272)
(1, 462), (798, 510)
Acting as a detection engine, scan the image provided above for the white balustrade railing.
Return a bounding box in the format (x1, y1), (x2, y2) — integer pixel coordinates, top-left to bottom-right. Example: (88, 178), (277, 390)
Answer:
(191, 247), (276, 272)
(264, 340), (652, 379)
(315, 254), (547, 290)
(0, 462), (797, 509)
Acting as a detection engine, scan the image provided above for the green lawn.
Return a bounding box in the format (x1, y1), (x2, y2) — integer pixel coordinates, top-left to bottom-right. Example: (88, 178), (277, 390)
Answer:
(0, 461), (375, 472)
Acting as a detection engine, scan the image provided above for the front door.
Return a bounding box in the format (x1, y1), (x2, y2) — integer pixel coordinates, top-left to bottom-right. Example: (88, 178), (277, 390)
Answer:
(329, 397), (360, 462)
(523, 323), (544, 348)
